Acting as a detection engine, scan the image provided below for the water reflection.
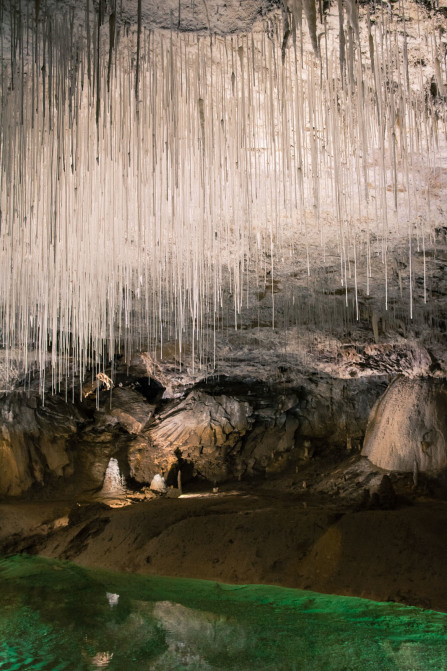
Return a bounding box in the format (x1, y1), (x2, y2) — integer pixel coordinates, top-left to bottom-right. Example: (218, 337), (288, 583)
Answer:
(106, 592), (120, 608)
(91, 651), (114, 669)
(0, 555), (446, 670)
(151, 601), (247, 671)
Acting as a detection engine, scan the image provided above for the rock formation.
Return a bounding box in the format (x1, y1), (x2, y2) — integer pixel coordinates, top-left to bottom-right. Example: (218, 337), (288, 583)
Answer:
(363, 377), (447, 472)
(0, 362), (389, 497)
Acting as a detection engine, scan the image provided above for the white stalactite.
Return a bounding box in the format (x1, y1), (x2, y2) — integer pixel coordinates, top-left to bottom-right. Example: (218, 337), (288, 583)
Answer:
(0, 1), (445, 392)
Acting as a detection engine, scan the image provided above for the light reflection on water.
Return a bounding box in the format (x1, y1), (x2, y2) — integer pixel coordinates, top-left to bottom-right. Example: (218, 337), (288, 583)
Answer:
(0, 555), (446, 670)
(106, 592), (119, 608)
(90, 651), (113, 669)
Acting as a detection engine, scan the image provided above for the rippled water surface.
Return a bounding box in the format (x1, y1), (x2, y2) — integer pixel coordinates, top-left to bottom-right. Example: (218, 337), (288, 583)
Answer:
(0, 555), (446, 670)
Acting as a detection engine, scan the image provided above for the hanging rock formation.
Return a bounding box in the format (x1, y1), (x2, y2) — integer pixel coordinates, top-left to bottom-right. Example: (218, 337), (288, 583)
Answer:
(1, 1), (446, 391)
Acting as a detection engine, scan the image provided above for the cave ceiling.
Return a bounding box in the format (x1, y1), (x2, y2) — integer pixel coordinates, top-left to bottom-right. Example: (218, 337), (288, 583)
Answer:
(1, 0), (447, 391)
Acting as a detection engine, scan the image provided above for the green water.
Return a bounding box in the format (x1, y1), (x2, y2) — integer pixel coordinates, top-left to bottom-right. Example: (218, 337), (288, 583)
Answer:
(0, 556), (446, 670)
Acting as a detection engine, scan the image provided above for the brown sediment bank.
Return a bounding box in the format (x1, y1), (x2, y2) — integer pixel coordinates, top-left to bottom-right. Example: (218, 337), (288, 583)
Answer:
(2, 457), (446, 614)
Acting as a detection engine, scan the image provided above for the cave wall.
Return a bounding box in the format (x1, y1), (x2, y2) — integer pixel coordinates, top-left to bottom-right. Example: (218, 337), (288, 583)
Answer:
(0, 368), (389, 498)
(0, 394), (82, 497)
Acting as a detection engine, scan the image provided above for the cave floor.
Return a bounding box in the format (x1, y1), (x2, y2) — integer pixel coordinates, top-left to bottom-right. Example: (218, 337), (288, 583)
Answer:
(1, 455), (447, 613)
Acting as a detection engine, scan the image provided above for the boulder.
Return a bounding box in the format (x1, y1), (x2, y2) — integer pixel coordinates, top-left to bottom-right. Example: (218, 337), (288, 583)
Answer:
(362, 377), (447, 472)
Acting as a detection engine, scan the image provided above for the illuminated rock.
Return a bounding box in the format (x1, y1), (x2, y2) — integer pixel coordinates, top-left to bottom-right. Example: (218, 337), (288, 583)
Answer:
(363, 377), (447, 472)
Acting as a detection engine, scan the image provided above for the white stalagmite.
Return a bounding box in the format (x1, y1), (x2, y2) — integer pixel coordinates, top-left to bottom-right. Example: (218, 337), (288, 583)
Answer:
(0, 1), (446, 393)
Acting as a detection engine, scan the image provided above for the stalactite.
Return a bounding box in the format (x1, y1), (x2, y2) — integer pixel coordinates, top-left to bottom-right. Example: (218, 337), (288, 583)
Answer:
(107, 9), (116, 93)
(303, 0), (319, 56)
(0, 0), (445, 391)
(135, 0), (142, 100)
